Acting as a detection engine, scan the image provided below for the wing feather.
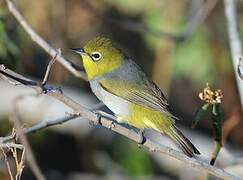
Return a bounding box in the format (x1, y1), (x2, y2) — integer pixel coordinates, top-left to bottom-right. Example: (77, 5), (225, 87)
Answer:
(99, 78), (178, 120)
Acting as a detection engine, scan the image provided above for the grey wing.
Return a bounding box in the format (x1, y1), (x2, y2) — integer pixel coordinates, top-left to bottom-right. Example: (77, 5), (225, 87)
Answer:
(127, 81), (178, 120)
(100, 59), (179, 120)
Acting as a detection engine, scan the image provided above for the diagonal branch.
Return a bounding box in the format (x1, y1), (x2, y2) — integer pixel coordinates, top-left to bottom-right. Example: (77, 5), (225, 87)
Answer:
(11, 94), (46, 180)
(0, 143), (23, 149)
(2, 0), (242, 179)
(0, 115), (80, 144)
(5, 0), (88, 81)
(41, 49), (60, 85)
(224, 0), (243, 109)
(83, 0), (218, 42)
(0, 65), (242, 180)
(237, 57), (243, 80)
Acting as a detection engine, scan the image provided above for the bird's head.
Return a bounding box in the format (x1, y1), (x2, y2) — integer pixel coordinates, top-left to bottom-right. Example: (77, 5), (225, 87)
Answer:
(71, 37), (125, 80)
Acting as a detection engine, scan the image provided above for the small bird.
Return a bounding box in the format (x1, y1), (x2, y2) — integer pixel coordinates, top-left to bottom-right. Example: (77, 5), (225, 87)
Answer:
(71, 37), (200, 157)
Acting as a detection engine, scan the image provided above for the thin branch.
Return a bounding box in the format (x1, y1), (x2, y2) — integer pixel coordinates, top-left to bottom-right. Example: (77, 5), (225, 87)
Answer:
(41, 49), (60, 85)
(83, 0), (218, 42)
(0, 66), (242, 180)
(0, 143), (24, 149)
(0, 73), (20, 86)
(25, 115), (80, 135)
(1, 1), (240, 179)
(224, 0), (243, 109)
(17, 147), (25, 180)
(1, 147), (14, 180)
(237, 57), (243, 80)
(181, 0), (218, 41)
(1, 115), (80, 144)
(11, 94), (46, 180)
(5, 0), (88, 81)
(11, 144), (24, 180)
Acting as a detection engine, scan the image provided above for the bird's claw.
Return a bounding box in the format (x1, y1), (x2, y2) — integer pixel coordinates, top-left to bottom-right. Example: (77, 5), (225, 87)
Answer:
(137, 130), (146, 147)
(94, 111), (102, 126)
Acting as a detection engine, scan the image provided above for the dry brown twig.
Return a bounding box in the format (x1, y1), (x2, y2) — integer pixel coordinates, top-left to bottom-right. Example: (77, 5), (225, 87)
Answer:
(13, 147), (25, 180)
(5, 0), (87, 81)
(0, 143), (23, 149)
(0, 65), (242, 180)
(11, 93), (46, 180)
(1, 146), (14, 180)
(41, 48), (61, 85)
(1, 0), (242, 179)
(17, 147), (25, 180)
(10, 144), (25, 180)
(0, 50), (64, 180)
(0, 141), (26, 180)
(0, 50), (61, 180)
(5, 49), (61, 180)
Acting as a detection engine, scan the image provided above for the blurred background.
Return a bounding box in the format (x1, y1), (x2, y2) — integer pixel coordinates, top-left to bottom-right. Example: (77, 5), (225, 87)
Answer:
(0, 0), (243, 179)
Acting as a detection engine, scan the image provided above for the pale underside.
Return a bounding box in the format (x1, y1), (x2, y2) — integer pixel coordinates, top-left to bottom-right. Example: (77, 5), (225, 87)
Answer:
(89, 59), (175, 133)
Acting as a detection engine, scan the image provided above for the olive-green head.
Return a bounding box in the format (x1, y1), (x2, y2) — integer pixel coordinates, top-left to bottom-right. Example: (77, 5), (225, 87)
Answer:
(71, 37), (125, 80)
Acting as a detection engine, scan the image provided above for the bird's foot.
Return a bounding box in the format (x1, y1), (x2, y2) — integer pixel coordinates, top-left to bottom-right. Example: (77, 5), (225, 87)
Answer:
(137, 129), (146, 147)
(89, 111), (102, 127)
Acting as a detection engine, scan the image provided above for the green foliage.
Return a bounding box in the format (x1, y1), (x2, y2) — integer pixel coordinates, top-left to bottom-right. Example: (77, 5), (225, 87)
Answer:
(210, 104), (223, 165)
(192, 103), (210, 128)
(111, 137), (154, 176)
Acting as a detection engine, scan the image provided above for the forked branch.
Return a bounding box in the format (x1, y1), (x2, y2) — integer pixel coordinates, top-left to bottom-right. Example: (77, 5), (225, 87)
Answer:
(0, 65), (241, 180)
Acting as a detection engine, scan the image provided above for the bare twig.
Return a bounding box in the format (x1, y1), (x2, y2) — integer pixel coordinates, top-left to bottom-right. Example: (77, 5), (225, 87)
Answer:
(1, 0), (241, 179)
(83, 0), (218, 42)
(11, 146), (20, 180)
(0, 73), (20, 86)
(1, 147), (14, 180)
(5, 0), (88, 81)
(224, 0), (243, 109)
(0, 66), (242, 180)
(17, 147), (25, 180)
(237, 57), (243, 80)
(1, 115), (80, 144)
(42, 49), (60, 85)
(11, 94), (46, 180)
(182, 0), (218, 41)
(0, 141), (25, 180)
(0, 143), (24, 149)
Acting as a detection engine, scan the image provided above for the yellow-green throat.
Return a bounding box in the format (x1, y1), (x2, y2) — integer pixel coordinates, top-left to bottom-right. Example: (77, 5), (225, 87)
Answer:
(72, 37), (125, 80)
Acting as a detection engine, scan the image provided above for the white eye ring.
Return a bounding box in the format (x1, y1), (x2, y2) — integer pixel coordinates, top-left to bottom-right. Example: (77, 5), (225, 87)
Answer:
(91, 52), (102, 61)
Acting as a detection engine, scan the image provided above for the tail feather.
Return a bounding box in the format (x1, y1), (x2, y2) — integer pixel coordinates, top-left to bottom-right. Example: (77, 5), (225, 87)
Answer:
(168, 125), (200, 157)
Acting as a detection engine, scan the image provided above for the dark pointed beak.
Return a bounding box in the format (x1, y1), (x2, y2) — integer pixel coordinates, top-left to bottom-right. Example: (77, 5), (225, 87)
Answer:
(69, 48), (89, 56)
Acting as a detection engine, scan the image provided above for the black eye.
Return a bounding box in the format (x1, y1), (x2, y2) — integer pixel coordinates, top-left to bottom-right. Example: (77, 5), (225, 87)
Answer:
(91, 52), (102, 61)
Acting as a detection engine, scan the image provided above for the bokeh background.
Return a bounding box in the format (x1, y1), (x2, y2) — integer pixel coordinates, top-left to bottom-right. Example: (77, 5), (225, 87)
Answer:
(0, 0), (243, 179)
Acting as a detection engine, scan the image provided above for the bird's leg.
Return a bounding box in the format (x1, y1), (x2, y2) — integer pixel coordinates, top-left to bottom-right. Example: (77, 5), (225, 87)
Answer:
(91, 110), (116, 127)
(94, 112), (102, 126)
(89, 102), (105, 111)
(88, 111), (102, 127)
(138, 129), (146, 147)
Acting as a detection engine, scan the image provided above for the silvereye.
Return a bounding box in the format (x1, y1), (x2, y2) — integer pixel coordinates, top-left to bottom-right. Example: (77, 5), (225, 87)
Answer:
(71, 37), (200, 157)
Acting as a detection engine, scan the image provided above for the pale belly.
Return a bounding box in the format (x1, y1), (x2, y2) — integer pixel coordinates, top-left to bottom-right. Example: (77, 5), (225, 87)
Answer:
(89, 79), (131, 122)
(89, 78), (173, 132)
